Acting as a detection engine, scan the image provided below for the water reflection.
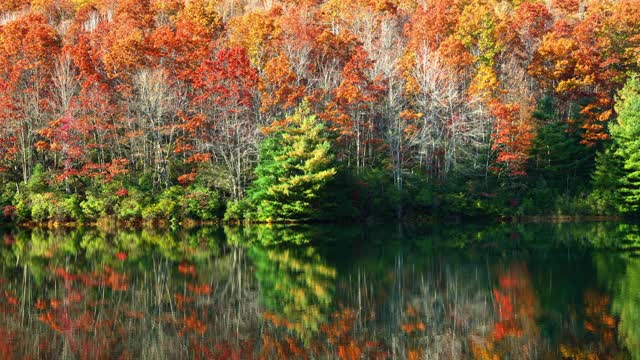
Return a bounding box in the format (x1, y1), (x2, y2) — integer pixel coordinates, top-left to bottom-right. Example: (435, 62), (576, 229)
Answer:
(595, 252), (640, 358)
(0, 222), (639, 359)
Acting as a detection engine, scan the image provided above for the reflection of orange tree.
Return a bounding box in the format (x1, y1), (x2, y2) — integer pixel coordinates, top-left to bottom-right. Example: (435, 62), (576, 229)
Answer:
(35, 266), (130, 358)
(30, 258), (235, 359)
(322, 307), (387, 360)
(323, 254), (501, 359)
(0, 327), (17, 358)
(472, 262), (542, 360)
(381, 259), (497, 359)
(583, 290), (616, 344)
(323, 309), (362, 359)
(0, 228), (248, 359)
(260, 306), (387, 359)
(172, 248), (262, 360)
(174, 259), (211, 337)
(0, 285), (19, 357)
(401, 304), (427, 360)
(558, 290), (623, 359)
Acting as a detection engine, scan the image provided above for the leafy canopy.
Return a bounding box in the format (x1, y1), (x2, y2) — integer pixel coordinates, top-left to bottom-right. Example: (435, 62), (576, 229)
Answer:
(610, 76), (640, 213)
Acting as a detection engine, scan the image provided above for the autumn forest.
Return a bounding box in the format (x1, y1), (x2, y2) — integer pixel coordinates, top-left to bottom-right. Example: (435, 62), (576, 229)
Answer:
(1, 0), (640, 223)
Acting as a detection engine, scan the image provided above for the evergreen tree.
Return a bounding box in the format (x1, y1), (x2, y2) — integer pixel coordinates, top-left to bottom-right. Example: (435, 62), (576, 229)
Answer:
(590, 146), (624, 214)
(528, 96), (595, 193)
(610, 76), (640, 213)
(529, 121), (594, 192)
(248, 103), (337, 222)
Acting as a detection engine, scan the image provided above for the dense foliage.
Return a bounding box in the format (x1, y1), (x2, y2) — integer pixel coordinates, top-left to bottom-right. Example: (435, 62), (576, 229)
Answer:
(594, 77), (640, 214)
(1, 0), (640, 223)
(241, 104), (338, 222)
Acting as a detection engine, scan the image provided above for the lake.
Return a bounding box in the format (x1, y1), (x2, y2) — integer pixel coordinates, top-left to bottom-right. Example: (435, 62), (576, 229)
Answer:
(0, 222), (639, 359)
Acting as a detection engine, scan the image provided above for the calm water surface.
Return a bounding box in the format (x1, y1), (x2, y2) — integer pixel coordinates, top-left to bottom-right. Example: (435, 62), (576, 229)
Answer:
(0, 222), (639, 359)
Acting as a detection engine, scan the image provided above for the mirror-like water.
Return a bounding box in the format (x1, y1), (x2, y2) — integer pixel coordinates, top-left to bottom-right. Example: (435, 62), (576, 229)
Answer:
(0, 222), (639, 359)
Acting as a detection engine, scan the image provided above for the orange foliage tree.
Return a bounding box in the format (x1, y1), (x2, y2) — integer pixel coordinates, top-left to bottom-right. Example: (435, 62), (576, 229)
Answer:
(0, 13), (60, 183)
(490, 101), (536, 177)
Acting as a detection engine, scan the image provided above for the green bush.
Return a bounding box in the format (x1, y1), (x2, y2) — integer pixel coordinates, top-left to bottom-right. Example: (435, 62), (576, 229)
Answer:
(518, 178), (554, 215)
(413, 184), (435, 210)
(113, 187), (145, 220)
(142, 186), (184, 220)
(440, 192), (477, 216)
(30, 193), (56, 222)
(356, 168), (401, 219)
(137, 173), (154, 192)
(185, 186), (222, 221)
(141, 203), (166, 220)
(552, 194), (588, 216)
(439, 191), (505, 218)
(224, 199), (251, 221)
(56, 194), (82, 221)
(28, 192), (82, 222)
(0, 182), (13, 209)
(13, 192), (31, 222)
(80, 195), (108, 220)
(26, 164), (48, 193)
(117, 197), (143, 220)
(585, 189), (618, 215)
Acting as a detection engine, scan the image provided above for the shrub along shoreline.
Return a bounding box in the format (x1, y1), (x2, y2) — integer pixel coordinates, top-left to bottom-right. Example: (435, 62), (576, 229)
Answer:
(0, 160), (627, 228)
(0, 160), (628, 228)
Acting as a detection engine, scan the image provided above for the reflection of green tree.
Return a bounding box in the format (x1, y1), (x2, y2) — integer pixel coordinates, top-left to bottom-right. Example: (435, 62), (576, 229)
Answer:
(2, 227), (224, 283)
(593, 224), (640, 357)
(246, 226), (336, 339)
(612, 256), (640, 357)
(228, 224), (322, 246)
(595, 252), (640, 358)
(614, 224), (640, 253)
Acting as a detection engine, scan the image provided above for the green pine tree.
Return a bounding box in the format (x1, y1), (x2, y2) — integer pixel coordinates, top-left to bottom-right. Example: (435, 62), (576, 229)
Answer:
(590, 146), (624, 214)
(248, 103), (337, 222)
(610, 76), (640, 213)
(529, 121), (594, 192)
(528, 96), (595, 193)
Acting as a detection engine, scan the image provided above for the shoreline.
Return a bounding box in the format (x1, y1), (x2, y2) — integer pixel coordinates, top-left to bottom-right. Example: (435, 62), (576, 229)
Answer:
(1, 215), (626, 230)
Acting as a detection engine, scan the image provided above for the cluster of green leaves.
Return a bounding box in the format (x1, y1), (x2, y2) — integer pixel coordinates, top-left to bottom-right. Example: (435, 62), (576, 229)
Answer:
(226, 104), (343, 222)
(2, 166), (223, 224)
(591, 76), (640, 215)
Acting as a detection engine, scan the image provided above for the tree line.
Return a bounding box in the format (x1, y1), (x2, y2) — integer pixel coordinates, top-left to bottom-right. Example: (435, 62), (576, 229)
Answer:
(1, 0), (640, 223)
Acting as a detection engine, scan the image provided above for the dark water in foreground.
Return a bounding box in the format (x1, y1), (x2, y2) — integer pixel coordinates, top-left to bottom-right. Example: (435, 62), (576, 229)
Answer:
(0, 222), (639, 359)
